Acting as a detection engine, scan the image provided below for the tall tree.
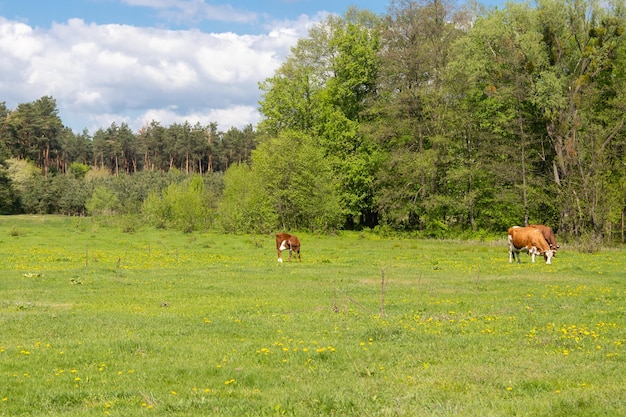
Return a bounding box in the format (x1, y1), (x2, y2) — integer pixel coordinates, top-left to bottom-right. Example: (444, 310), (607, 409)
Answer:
(368, 0), (463, 231)
(533, 0), (626, 238)
(258, 8), (382, 227)
(2, 96), (63, 175)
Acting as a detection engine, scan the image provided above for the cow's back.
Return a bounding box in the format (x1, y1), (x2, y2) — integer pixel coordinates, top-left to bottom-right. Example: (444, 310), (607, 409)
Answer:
(508, 226), (549, 251)
(507, 226), (528, 248)
(529, 224), (559, 250)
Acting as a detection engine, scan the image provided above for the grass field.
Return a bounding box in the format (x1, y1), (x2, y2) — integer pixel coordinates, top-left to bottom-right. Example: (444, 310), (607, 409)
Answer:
(0, 215), (624, 416)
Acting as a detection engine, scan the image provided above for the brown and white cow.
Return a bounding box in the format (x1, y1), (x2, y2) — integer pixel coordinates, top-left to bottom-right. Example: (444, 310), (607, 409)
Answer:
(529, 224), (560, 252)
(276, 232), (301, 263)
(508, 226), (555, 264)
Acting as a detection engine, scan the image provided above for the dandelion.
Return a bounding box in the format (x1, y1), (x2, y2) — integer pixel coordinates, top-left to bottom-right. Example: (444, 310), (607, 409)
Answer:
(224, 379), (235, 385)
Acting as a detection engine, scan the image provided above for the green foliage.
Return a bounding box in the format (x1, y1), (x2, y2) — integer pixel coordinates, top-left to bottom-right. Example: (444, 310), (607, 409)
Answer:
(5, 158), (41, 192)
(86, 185), (121, 216)
(68, 162), (90, 179)
(0, 170), (19, 214)
(217, 163), (276, 234)
(258, 10), (381, 228)
(19, 174), (91, 215)
(142, 174), (217, 232)
(1, 0), (626, 241)
(253, 131), (343, 232)
(218, 131), (344, 234)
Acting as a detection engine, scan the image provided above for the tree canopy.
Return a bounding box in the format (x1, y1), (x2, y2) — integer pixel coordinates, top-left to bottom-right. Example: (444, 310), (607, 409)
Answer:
(1, 0), (625, 243)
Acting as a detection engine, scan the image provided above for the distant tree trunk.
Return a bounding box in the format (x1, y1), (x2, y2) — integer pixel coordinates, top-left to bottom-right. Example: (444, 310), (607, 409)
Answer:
(622, 207), (626, 243)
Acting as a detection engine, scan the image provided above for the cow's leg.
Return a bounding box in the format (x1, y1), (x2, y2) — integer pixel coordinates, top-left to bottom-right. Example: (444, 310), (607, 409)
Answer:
(530, 247), (537, 263)
(277, 240), (289, 262)
(545, 250), (554, 264)
(508, 241), (515, 263)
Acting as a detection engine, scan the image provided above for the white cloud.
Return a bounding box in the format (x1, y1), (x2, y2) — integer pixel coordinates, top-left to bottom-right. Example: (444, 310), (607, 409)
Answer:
(0, 13), (315, 133)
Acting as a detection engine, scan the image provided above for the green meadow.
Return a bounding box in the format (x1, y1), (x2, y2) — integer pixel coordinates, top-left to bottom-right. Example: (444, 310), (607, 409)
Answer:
(0, 215), (624, 416)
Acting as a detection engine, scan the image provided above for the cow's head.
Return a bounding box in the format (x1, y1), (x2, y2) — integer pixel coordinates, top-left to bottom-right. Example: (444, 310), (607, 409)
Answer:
(290, 240), (300, 253)
(541, 249), (555, 264)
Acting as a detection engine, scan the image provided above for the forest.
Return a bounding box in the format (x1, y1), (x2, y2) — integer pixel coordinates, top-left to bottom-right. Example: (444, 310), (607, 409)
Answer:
(1, 0), (625, 245)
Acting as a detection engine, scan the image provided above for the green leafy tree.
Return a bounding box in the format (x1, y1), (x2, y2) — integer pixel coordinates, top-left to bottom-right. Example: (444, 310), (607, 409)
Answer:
(1, 96), (63, 175)
(368, 0), (464, 231)
(86, 186), (121, 216)
(217, 163), (276, 234)
(69, 162), (90, 179)
(532, 0), (626, 238)
(218, 131), (342, 233)
(259, 8), (381, 227)
(253, 131), (343, 232)
(444, 2), (554, 231)
(0, 156), (19, 214)
(142, 174), (217, 232)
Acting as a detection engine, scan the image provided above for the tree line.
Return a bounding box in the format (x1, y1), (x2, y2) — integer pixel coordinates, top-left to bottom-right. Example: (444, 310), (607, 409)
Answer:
(1, 0), (625, 245)
(0, 96), (257, 176)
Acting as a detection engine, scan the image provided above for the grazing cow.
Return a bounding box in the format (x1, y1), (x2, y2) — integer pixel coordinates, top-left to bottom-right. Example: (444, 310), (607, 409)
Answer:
(529, 224), (560, 252)
(276, 232), (301, 263)
(508, 226), (555, 264)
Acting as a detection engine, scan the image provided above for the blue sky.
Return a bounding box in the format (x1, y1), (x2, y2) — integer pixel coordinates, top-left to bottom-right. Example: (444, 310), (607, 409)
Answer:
(1, 0), (391, 34)
(0, 0), (503, 134)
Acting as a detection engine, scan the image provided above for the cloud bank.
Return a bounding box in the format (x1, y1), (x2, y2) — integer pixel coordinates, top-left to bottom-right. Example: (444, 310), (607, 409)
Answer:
(0, 11), (320, 133)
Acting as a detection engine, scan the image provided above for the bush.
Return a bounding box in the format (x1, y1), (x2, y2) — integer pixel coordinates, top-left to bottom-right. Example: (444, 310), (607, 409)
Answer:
(217, 164), (276, 234)
(86, 186), (121, 216)
(142, 174), (218, 232)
